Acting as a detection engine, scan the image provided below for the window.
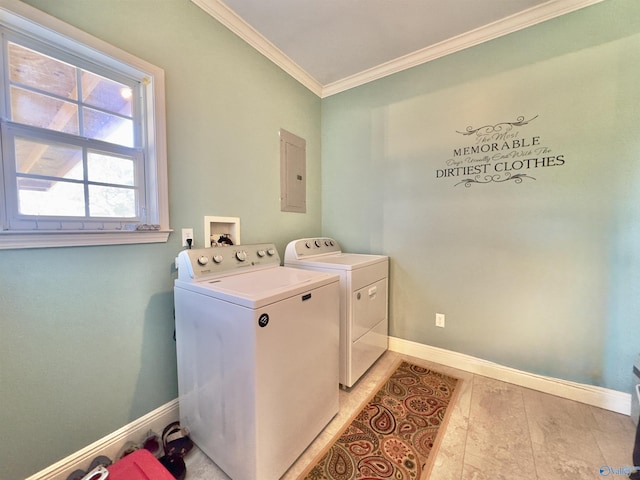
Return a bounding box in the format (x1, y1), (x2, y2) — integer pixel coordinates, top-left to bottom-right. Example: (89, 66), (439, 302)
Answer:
(0, 1), (169, 249)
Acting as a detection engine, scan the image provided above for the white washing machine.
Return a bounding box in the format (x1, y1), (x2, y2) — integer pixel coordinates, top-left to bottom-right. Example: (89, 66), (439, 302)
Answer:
(174, 243), (340, 480)
(285, 237), (388, 388)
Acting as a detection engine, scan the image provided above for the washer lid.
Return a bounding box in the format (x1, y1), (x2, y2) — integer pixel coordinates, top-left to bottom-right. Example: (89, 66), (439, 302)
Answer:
(285, 252), (387, 271)
(175, 266), (338, 308)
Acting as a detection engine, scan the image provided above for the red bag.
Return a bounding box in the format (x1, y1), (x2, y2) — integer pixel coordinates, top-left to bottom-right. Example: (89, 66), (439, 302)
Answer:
(108, 449), (175, 480)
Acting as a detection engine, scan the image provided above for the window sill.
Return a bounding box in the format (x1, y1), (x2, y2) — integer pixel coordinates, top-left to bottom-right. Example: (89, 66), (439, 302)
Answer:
(0, 229), (172, 250)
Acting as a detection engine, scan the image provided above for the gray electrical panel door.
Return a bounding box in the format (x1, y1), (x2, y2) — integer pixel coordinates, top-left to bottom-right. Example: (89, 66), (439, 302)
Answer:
(280, 129), (306, 213)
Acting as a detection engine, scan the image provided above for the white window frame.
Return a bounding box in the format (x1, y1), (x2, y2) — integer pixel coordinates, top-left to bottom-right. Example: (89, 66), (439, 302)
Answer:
(0, 0), (170, 249)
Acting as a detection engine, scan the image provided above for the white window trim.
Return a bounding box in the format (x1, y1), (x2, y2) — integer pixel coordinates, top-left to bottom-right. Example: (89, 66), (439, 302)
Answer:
(0, 0), (171, 249)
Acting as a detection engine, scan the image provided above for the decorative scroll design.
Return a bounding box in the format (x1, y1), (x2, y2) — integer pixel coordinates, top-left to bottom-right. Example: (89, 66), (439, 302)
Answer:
(455, 172), (536, 188)
(437, 114), (566, 187)
(456, 115), (539, 136)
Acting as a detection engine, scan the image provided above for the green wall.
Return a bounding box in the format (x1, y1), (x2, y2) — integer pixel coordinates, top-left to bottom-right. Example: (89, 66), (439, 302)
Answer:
(0, 1), (322, 479)
(322, 0), (640, 393)
(3, 1), (640, 479)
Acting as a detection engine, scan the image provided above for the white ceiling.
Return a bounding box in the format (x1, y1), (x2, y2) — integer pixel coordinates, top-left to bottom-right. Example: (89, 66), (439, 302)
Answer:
(191, 0), (603, 97)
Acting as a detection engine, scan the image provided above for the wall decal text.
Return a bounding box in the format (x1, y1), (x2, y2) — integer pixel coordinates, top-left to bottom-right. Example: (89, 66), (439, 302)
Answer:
(436, 115), (566, 187)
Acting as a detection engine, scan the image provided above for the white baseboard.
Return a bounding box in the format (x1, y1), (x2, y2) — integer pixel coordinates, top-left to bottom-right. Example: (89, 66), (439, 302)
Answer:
(389, 336), (631, 416)
(26, 399), (179, 480)
(26, 339), (631, 479)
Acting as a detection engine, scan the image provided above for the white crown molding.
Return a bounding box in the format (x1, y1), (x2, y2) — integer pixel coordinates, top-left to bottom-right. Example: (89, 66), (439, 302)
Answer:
(389, 336), (631, 416)
(191, 0), (323, 96)
(322, 0), (606, 97)
(192, 0), (604, 99)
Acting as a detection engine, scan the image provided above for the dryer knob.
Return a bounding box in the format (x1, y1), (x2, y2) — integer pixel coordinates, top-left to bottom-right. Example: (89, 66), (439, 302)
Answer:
(213, 255), (223, 264)
(305, 241), (312, 248)
(235, 250), (247, 262)
(197, 256), (209, 266)
(267, 248), (276, 256)
(257, 249), (266, 257)
(314, 240), (322, 247)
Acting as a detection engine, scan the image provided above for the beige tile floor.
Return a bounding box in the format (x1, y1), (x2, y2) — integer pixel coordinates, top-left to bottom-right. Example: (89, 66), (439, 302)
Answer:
(185, 351), (638, 479)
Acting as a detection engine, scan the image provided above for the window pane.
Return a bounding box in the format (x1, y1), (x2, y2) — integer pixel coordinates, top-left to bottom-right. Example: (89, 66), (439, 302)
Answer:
(88, 151), (134, 186)
(0, 11), (167, 243)
(15, 138), (83, 180)
(8, 42), (77, 100)
(83, 107), (134, 147)
(89, 185), (136, 218)
(17, 177), (85, 216)
(82, 70), (132, 117)
(10, 86), (79, 134)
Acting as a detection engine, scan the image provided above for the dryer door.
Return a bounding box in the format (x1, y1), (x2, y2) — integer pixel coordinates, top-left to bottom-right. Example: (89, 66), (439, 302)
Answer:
(352, 278), (388, 341)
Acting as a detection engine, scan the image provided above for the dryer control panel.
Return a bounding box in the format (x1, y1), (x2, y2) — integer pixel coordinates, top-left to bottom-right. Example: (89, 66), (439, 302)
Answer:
(285, 237), (341, 259)
(177, 243), (280, 281)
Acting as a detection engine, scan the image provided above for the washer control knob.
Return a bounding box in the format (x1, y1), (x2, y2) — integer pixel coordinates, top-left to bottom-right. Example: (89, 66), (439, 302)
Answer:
(213, 255), (223, 264)
(257, 249), (266, 257)
(305, 241), (312, 249)
(267, 248), (276, 256)
(235, 250), (247, 262)
(197, 256), (209, 266)
(314, 240), (322, 247)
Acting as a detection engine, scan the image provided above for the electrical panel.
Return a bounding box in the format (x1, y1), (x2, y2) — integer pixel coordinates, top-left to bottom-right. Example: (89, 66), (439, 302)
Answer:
(280, 129), (306, 213)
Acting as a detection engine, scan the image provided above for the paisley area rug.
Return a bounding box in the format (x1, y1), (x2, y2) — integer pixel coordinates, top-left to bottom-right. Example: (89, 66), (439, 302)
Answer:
(299, 361), (460, 480)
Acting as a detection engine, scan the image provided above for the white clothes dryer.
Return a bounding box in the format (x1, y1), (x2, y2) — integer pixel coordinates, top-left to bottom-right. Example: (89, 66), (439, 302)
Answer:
(285, 237), (388, 388)
(174, 243), (339, 480)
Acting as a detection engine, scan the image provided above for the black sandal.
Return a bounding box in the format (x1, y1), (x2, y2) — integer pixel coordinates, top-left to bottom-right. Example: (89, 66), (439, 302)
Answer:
(88, 455), (112, 470)
(158, 421), (192, 480)
(65, 470), (87, 480)
(65, 456), (111, 480)
(159, 454), (186, 480)
(161, 421), (193, 458)
(66, 466), (109, 480)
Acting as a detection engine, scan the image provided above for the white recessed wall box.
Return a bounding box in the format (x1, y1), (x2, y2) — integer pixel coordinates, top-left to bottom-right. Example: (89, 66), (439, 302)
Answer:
(204, 216), (240, 247)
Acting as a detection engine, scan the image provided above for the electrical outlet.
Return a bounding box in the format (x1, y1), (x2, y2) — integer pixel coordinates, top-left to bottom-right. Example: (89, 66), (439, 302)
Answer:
(435, 313), (445, 328)
(182, 228), (193, 247)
